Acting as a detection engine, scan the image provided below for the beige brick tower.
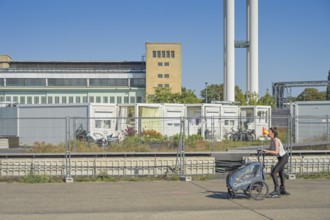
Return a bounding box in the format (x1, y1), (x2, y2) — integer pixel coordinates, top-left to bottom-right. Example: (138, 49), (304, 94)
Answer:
(0, 55), (12, 68)
(145, 43), (182, 99)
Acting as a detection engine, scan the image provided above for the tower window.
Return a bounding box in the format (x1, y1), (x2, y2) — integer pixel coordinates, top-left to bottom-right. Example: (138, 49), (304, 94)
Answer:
(171, 51), (175, 58)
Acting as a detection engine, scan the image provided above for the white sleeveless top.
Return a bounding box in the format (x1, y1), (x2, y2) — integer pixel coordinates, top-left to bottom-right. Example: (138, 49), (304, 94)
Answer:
(270, 137), (286, 157)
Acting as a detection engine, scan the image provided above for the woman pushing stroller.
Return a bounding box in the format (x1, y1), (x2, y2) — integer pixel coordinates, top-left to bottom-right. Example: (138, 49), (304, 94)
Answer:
(262, 127), (290, 197)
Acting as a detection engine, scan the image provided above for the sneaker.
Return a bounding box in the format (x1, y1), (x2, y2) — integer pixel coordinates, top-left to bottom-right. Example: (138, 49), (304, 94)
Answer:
(280, 186), (290, 195)
(270, 189), (280, 196)
(280, 190), (290, 195)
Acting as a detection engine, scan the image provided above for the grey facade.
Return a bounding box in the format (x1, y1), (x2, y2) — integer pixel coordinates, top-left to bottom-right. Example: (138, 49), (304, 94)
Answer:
(1, 104), (89, 146)
(290, 101), (330, 143)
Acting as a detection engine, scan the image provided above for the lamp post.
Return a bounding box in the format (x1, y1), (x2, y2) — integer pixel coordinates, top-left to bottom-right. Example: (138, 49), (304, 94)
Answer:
(205, 82), (208, 103)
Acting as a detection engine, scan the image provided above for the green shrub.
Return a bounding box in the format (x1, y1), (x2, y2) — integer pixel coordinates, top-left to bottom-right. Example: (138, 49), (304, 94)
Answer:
(19, 175), (63, 183)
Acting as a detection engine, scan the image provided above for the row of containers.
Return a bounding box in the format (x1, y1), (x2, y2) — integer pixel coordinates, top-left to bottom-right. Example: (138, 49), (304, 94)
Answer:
(0, 103), (271, 146)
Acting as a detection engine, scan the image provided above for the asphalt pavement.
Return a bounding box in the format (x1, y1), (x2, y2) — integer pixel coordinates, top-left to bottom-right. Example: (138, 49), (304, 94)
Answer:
(0, 178), (329, 220)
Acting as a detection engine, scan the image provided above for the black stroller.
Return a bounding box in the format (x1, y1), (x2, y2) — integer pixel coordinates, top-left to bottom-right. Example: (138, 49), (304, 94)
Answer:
(226, 150), (269, 200)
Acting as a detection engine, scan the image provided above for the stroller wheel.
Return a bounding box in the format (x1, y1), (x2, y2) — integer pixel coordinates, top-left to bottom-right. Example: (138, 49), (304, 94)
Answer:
(227, 191), (235, 199)
(248, 180), (269, 200)
(243, 190), (250, 197)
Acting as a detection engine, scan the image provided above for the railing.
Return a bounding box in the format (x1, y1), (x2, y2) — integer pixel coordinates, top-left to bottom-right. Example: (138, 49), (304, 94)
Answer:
(0, 68), (146, 73)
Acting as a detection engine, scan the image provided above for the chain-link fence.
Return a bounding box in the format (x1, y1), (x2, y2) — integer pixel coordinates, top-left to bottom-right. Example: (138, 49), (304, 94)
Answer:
(1, 114), (330, 179)
(1, 115), (330, 149)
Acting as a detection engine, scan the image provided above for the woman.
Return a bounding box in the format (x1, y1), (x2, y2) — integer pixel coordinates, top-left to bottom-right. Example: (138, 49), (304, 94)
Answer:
(262, 127), (290, 196)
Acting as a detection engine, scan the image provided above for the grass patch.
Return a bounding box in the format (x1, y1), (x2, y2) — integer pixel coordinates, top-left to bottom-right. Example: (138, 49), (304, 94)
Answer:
(0, 174), (217, 183)
(27, 139), (266, 154)
(296, 172), (330, 180)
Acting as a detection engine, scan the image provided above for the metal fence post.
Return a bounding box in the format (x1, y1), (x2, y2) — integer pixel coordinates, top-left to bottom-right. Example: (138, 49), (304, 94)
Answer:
(327, 115), (329, 142)
(178, 117), (191, 181)
(286, 113), (295, 179)
(65, 116), (73, 183)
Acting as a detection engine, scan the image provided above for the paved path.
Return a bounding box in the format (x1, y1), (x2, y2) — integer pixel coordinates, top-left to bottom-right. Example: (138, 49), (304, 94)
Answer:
(0, 179), (329, 220)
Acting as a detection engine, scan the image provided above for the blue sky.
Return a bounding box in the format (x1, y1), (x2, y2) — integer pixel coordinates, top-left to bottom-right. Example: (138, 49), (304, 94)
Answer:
(1, 0), (329, 98)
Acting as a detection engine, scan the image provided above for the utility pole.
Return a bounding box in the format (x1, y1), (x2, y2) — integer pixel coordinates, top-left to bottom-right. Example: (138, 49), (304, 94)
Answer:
(205, 82), (208, 103)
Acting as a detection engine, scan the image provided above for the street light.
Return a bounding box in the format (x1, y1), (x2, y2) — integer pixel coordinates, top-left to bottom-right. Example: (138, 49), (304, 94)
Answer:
(205, 82), (208, 103)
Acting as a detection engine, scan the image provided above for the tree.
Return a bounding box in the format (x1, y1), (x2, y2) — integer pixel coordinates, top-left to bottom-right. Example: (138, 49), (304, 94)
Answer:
(200, 84), (223, 103)
(297, 88), (326, 101)
(147, 87), (202, 104)
(235, 86), (246, 105)
(245, 92), (259, 105)
(200, 84), (245, 104)
(179, 87), (202, 103)
(258, 89), (275, 108)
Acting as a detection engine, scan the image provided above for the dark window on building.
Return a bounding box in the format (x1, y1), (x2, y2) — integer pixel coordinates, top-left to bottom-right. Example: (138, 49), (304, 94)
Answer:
(20, 96), (25, 104)
(76, 97), (81, 103)
(89, 96), (94, 103)
(166, 51), (170, 58)
(13, 96), (18, 102)
(124, 97), (129, 104)
(164, 74), (169, 78)
(96, 96), (101, 103)
(137, 96), (142, 103)
(164, 62), (169, 66)
(48, 96), (53, 104)
(162, 51), (165, 58)
(130, 78), (145, 88)
(130, 96), (135, 103)
(83, 96), (88, 103)
(158, 74), (163, 78)
(164, 84), (170, 88)
(69, 96), (74, 103)
(34, 96), (39, 104)
(89, 78), (128, 87)
(103, 96), (108, 103)
(110, 96), (115, 103)
(62, 96), (67, 104)
(158, 62), (163, 66)
(158, 84), (163, 88)
(171, 51), (175, 58)
(41, 97), (47, 104)
(27, 96), (33, 104)
(116, 79), (128, 86)
(153, 51), (156, 58)
(117, 97), (122, 104)
(55, 97), (60, 104)
(6, 78), (46, 86)
(157, 51), (161, 57)
(6, 96), (11, 102)
(0, 78), (4, 86)
(48, 79), (86, 87)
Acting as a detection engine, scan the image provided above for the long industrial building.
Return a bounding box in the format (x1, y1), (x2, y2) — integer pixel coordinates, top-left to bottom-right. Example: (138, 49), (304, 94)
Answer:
(0, 42), (182, 105)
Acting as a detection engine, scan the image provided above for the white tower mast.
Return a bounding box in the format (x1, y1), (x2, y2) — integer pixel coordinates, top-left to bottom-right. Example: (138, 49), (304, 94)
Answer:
(224, 0), (235, 102)
(224, 0), (259, 102)
(249, 0), (259, 96)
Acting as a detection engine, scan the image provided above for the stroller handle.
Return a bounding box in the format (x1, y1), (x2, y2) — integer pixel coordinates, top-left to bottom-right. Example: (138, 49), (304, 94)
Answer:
(257, 149), (265, 164)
